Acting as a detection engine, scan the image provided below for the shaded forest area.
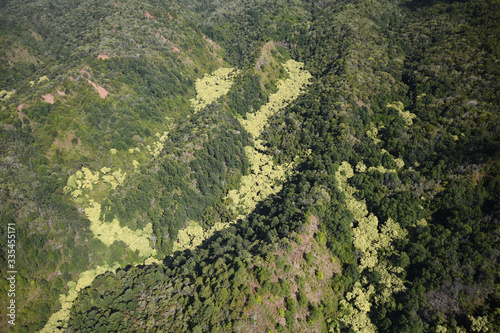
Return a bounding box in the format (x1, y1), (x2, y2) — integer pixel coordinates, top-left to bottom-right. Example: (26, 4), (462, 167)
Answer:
(0, 0), (498, 332)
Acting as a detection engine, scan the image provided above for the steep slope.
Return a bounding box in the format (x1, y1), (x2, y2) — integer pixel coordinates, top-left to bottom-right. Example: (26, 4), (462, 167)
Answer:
(0, 0), (239, 330)
(1, 0), (499, 332)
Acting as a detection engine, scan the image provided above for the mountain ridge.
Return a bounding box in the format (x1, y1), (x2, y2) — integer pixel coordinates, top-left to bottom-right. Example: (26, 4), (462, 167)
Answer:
(0, 0), (499, 332)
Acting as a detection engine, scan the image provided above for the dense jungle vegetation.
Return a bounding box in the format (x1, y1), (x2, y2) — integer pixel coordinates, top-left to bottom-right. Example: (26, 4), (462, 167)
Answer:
(0, 0), (498, 332)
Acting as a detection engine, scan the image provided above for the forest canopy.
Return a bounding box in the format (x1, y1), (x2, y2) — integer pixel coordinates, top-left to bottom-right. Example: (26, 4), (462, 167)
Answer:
(0, 0), (498, 332)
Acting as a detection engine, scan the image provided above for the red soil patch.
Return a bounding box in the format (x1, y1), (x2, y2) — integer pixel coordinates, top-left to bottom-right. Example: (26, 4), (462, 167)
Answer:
(156, 32), (167, 41)
(87, 79), (109, 99)
(168, 12), (173, 20)
(56, 89), (66, 96)
(202, 34), (223, 65)
(16, 104), (27, 121)
(145, 11), (155, 19)
(203, 34), (220, 49)
(42, 94), (54, 104)
(80, 68), (91, 77)
(97, 54), (110, 60)
(172, 46), (180, 53)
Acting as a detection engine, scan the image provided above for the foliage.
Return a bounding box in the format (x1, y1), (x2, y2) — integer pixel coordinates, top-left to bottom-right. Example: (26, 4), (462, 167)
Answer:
(1, 0), (499, 332)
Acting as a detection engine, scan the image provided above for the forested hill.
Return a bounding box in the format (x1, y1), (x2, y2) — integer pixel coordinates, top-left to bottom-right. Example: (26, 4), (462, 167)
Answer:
(0, 0), (499, 332)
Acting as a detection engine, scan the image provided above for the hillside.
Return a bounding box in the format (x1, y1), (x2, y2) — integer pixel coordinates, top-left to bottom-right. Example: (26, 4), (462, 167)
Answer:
(0, 0), (499, 332)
